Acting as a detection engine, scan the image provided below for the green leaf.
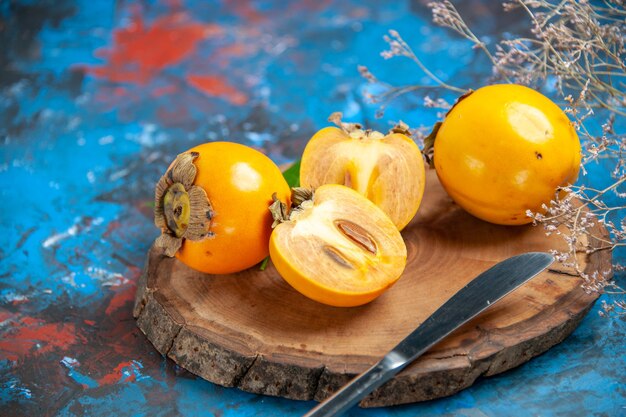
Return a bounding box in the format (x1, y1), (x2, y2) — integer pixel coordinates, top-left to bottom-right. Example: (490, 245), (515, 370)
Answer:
(259, 256), (270, 271)
(282, 159), (301, 188)
(260, 159), (302, 271)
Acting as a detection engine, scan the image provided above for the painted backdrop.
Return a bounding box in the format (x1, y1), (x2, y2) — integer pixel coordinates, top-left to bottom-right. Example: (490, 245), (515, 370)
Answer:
(1, 1), (624, 416)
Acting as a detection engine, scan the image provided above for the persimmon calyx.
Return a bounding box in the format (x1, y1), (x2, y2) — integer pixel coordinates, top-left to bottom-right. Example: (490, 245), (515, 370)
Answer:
(154, 151), (214, 257)
(328, 111), (412, 140)
(163, 183), (190, 238)
(388, 120), (411, 136)
(291, 187), (314, 207)
(328, 112), (383, 140)
(328, 112), (362, 134)
(268, 184), (407, 306)
(422, 121), (442, 167)
(422, 90), (474, 167)
(269, 193), (290, 228)
(269, 187), (315, 228)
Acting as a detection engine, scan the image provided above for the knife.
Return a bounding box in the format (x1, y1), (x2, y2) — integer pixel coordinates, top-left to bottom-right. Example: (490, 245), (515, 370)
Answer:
(303, 252), (554, 417)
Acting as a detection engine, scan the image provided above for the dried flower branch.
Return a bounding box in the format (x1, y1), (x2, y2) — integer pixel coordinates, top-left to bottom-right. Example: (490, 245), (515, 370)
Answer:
(498, 0), (626, 116)
(430, 1), (506, 75)
(358, 27), (466, 117)
(360, 0), (625, 316)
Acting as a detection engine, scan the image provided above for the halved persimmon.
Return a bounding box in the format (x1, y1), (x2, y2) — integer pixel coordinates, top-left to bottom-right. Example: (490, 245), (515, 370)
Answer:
(269, 184), (407, 307)
(300, 113), (426, 230)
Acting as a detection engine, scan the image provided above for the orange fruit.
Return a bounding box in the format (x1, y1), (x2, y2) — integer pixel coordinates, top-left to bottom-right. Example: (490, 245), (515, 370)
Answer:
(154, 141), (290, 274)
(269, 184), (407, 307)
(300, 113), (426, 230)
(433, 84), (581, 225)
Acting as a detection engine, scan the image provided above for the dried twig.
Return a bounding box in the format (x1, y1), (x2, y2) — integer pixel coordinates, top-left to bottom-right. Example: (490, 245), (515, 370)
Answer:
(360, 0), (626, 316)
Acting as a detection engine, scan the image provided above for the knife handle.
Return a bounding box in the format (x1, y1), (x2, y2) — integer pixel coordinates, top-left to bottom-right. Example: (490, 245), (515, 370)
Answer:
(303, 355), (405, 417)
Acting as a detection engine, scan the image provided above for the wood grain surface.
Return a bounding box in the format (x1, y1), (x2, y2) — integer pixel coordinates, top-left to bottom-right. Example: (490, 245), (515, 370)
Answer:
(133, 169), (611, 407)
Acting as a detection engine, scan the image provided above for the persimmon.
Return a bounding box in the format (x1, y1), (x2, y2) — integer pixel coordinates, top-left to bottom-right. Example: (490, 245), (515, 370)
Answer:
(153, 141), (290, 274)
(269, 185), (407, 307)
(430, 84), (581, 225)
(300, 113), (426, 230)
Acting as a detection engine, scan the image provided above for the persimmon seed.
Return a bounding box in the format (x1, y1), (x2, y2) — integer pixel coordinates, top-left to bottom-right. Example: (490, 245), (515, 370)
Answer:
(323, 245), (355, 269)
(335, 219), (377, 255)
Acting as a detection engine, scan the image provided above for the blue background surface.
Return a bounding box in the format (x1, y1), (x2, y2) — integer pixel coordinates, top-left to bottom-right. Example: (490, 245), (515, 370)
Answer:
(1, 1), (624, 416)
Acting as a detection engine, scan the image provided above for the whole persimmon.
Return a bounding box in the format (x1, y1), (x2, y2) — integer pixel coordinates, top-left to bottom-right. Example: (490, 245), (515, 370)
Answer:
(154, 141), (290, 274)
(432, 84), (581, 225)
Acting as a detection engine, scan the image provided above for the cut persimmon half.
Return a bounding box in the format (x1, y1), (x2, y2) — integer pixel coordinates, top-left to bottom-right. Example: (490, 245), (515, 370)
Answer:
(300, 112), (426, 230)
(269, 184), (407, 307)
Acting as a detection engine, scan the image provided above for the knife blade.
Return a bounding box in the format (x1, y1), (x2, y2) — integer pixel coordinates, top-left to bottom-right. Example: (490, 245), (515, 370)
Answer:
(303, 252), (554, 417)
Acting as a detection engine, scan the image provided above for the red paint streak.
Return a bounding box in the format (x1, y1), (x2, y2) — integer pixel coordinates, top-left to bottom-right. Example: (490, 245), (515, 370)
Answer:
(92, 86), (141, 114)
(98, 361), (139, 385)
(0, 318), (83, 362)
(156, 103), (191, 126)
(83, 320), (96, 326)
(105, 284), (136, 316)
(1, 344), (24, 362)
(349, 7), (369, 19)
(187, 74), (248, 105)
(152, 84), (179, 98)
(113, 87), (128, 96)
(0, 310), (14, 323)
(215, 42), (255, 58)
(163, 0), (184, 8)
(11, 297), (29, 305)
(124, 264), (142, 281)
(20, 317), (40, 326)
(102, 220), (122, 239)
(86, 13), (222, 85)
(105, 264), (139, 316)
(296, 0), (333, 12)
(226, 0), (266, 23)
(110, 323), (145, 356)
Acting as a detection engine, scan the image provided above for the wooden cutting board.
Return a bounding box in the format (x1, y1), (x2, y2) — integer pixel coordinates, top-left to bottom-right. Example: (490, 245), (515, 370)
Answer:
(133, 169), (611, 407)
